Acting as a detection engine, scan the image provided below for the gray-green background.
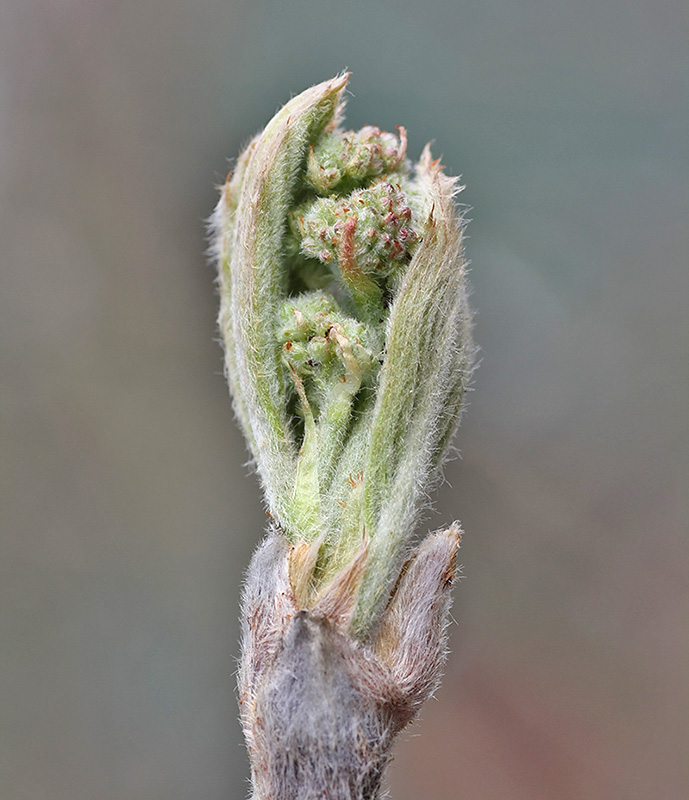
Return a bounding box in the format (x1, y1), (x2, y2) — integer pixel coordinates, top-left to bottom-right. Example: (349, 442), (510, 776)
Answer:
(1, 1), (687, 798)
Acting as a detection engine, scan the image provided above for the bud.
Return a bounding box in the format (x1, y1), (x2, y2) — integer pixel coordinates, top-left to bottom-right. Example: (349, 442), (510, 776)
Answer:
(211, 75), (475, 798)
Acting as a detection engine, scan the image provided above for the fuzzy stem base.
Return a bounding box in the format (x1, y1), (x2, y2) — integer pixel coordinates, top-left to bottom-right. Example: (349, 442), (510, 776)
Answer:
(239, 528), (460, 800)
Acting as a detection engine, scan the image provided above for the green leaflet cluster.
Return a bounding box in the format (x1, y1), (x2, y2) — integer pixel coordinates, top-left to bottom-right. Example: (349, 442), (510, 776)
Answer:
(306, 125), (408, 194)
(276, 293), (377, 424)
(288, 181), (421, 317)
(213, 76), (473, 634)
(277, 124), (418, 563)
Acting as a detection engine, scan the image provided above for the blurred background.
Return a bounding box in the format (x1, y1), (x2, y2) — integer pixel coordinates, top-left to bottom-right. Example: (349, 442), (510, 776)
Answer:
(1, 1), (687, 798)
